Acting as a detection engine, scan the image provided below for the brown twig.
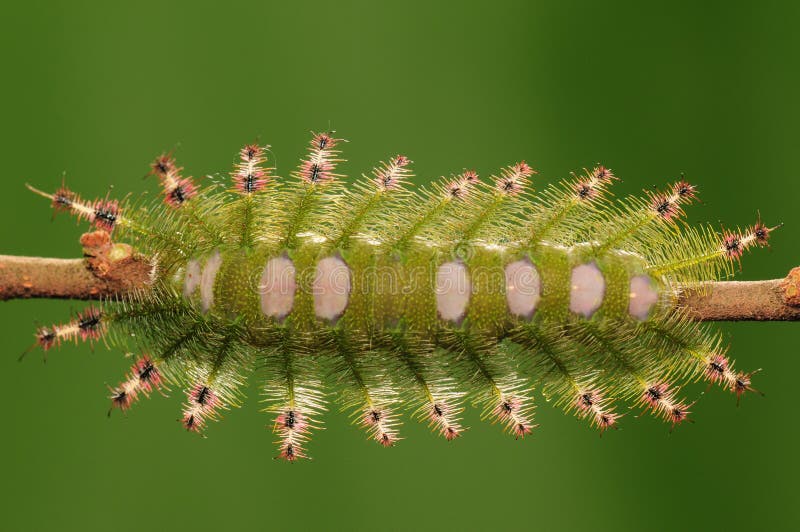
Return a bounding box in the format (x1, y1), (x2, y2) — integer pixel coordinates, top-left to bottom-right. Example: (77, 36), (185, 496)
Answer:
(0, 256), (143, 300)
(0, 241), (798, 320)
(677, 269), (800, 321)
(0, 231), (154, 301)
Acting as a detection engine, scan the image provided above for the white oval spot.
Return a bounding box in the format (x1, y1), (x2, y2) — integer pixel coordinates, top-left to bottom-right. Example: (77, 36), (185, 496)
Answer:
(569, 262), (605, 318)
(505, 258), (541, 319)
(200, 250), (222, 314)
(629, 274), (659, 320)
(183, 259), (201, 299)
(313, 256), (351, 321)
(260, 256), (296, 320)
(436, 261), (471, 323)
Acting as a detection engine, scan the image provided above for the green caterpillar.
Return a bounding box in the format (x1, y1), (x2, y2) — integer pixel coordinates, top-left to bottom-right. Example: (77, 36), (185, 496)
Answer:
(25, 132), (774, 461)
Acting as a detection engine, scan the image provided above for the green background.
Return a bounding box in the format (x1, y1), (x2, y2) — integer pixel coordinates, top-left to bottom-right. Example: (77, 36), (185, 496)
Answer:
(1, 1), (798, 530)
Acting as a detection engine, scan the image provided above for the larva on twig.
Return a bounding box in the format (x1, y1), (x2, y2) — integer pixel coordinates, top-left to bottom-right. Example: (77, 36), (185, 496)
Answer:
(18, 131), (778, 461)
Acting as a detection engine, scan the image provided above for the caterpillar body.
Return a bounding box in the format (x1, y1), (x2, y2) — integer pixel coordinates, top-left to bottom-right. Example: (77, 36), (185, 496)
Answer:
(25, 132), (775, 461)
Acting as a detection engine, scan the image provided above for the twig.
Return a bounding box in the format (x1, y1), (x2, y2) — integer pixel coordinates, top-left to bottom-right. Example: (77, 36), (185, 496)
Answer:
(0, 256), (145, 300)
(0, 231), (154, 301)
(0, 254), (154, 300)
(0, 245), (798, 321)
(677, 268), (800, 321)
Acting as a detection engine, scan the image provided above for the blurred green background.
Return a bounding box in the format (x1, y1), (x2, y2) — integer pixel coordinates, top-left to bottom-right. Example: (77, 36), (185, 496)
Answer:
(1, 1), (798, 530)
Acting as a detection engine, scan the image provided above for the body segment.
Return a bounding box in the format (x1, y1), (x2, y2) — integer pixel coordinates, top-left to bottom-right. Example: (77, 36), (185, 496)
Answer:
(185, 238), (661, 340)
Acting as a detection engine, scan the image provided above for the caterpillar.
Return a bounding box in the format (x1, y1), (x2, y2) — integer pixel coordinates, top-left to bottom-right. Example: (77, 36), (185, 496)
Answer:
(22, 131), (776, 461)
